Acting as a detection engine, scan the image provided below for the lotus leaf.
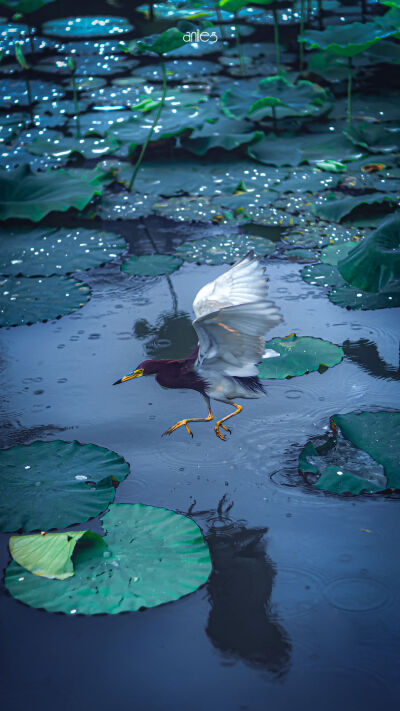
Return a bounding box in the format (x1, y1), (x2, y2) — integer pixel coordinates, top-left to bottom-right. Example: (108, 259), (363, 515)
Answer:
(9, 531), (105, 580)
(0, 275), (91, 326)
(42, 16), (133, 38)
(337, 213), (400, 293)
(121, 254), (182, 276)
(365, 40), (400, 64)
(0, 0), (55, 11)
(0, 440), (129, 532)
(122, 28), (186, 56)
(299, 411), (400, 493)
(0, 165), (103, 222)
(344, 124), (400, 154)
(183, 121), (264, 156)
(329, 283), (400, 309)
(176, 234), (275, 265)
(314, 193), (399, 222)
(27, 134), (119, 161)
(321, 241), (358, 266)
(222, 78), (330, 121)
(249, 132), (363, 167)
(5, 503), (212, 614)
(0, 227), (126, 277)
(257, 334), (343, 379)
(299, 22), (395, 57)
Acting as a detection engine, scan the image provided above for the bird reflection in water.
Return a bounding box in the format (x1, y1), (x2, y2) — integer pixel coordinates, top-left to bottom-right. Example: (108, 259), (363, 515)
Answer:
(190, 495), (292, 675)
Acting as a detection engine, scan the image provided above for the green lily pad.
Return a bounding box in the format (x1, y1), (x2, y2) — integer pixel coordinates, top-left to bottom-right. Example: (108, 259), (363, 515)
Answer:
(182, 121), (264, 156)
(0, 275), (91, 326)
(314, 193), (399, 222)
(222, 77), (330, 121)
(301, 261), (347, 288)
(344, 123), (400, 154)
(176, 234), (275, 265)
(365, 39), (400, 64)
(329, 283), (400, 309)
(249, 132), (364, 167)
(258, 334), (343, 379)
(121, 254), (182, 276)
(337, 213), (400, 293)
(299, 411), (400, 493)
(0, 0), (55, 11)
(42, 16), (133, 38)
(27, 134), (120, 161)
(299, 22), (395, 57)
(9, 531), (105, 580)
(0, 166), (103, 222)
(0, 440), (129, 532)
(5, 503), (212, 614)
(320, 241), (358, 266)
(0, 227), (126, 277)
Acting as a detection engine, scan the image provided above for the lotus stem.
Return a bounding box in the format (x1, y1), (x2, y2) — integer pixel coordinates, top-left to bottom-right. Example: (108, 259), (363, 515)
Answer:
(28, 24), (35, 55)
(272, 7), (281, 75)
(215, 2), (226, 40)
(347, 57), (353, 125)
(299, 0), (305, 71)
(317, 0), (324, 29)
(24, 72), (34, 127)
(148, 1), (154, 21)
(128, 57), (168, 192)
(234, 13), (245, 76)
(272, 104), (277, 132)
(71, 72), (81, 138)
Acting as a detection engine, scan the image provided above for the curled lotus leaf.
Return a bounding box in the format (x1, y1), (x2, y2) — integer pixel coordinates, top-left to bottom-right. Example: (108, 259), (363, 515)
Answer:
(299, 411), (400, 493)
(121, 254), (182, 276)
(344, 124), (400, 154)
(314, 193), (399, 223)
(249, 132), (363, 167)
(0, 275), (91, 326)
(0, 165), (103, 222)
(5, 503), (212, 614)
(9, 531), (105, 580)
(299, 22), (395, 57)
(337, 213), (400, 293)
(0, 440), (129, 532)
(258, 334), (343, 379)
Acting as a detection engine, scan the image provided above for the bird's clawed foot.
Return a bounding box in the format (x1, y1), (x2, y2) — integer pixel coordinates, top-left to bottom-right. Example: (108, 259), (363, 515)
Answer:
(214, 422), (231, 441)
(163, 419), (193, 438)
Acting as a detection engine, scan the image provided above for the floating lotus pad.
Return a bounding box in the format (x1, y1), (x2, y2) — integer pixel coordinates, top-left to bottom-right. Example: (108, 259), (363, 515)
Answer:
(5, 503), (212, 614)
(299, 411), (400, 493)
(0, 166), (103, 222)
(0, 440), (129, 532)
(9, 531), (104, 580)
(0, 227), (126, 276)
(299, 22), (395, 57)
(27, 135), (120, 161)
(258, 334), (344, 379)
(314, 193), (399, 222)
(121, 254), (182, 276)
(176, 234), (275, 265)
(0, 275), (91, 326)
(249, 132), (364, 167)
(42, 16), (133, 38)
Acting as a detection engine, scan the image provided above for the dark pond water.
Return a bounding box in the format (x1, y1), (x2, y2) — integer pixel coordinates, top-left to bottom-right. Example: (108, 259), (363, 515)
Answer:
(1, 216), (399, 710)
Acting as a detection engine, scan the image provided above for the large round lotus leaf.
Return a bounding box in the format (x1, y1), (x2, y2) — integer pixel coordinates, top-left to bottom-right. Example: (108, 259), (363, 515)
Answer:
(0, 165), (103, 222)
(176, 234), (275, 265)
(249, 132), (363, 167)
(344, 124), (400, 154)
(42, 16), (133, 38)
(0, 0), (55, 11)
(0, 275), (91, 326)
(314, 193), (398, 222)
(337, 213), (400, 293)
(329, 283), (400, 309)
(301, 262), (347, 288)
(258, 334), (343, 379)
(27, 135), (119, 161)
(5, 503), (212, 614)
(299, 22), (395, 57)
(9, 531), (105, 580)
(121, 254), (182, 276)
(299, 411), (400, 493)
(0, 440), (129, 532)
(182, 126), (264, 156)
(0, 227), (126, 277)
(222, 78), (330, 121)
(320, 241), (358, 266)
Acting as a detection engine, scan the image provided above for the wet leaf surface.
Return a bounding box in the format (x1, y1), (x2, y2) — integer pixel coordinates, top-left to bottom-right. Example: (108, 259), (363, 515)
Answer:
(5, 503), (212, 613)
(0, 275), (91, 326)
(176, 234), (275, 264)
(0, 440), (129, 531)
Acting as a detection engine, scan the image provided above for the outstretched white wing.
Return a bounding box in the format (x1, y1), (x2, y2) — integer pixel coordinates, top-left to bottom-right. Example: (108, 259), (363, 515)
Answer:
(192, 253), (282, 377)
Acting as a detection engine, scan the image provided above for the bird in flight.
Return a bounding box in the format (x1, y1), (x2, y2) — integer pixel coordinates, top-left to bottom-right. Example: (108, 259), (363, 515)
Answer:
(114, 252), (282, 440)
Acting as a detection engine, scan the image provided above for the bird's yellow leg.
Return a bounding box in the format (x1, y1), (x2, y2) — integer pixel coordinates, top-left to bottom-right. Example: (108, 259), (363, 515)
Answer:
(163, 405), (213, 438)
(215, 403), (243, 441)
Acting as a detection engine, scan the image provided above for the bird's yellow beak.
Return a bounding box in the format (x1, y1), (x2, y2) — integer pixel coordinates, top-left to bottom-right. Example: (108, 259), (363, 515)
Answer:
(113, 368), (144, 385)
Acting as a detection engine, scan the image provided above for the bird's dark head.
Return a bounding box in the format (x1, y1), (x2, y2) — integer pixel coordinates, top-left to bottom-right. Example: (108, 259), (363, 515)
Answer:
(113, 359), (160, 385)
